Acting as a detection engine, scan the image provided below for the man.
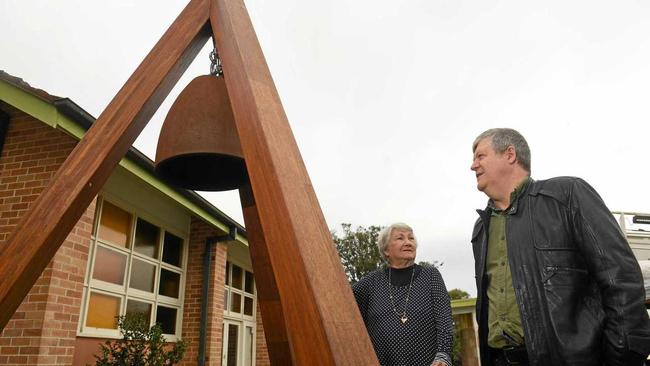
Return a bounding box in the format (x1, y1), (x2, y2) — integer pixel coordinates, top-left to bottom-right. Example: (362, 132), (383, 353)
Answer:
(470, 128), (650, 366)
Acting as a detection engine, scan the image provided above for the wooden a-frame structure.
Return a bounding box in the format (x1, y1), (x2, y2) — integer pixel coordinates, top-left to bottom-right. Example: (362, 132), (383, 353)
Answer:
(0, 0), (379, 364)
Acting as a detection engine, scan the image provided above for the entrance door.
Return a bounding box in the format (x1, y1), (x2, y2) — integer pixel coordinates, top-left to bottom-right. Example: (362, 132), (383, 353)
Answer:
(222, 319), (256, 366)
(242, 324), (254, 366)
(222, 320), (240, 366)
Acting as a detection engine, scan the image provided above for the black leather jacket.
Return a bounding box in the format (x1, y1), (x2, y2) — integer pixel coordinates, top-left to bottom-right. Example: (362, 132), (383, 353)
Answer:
(472, 177), (650, 365)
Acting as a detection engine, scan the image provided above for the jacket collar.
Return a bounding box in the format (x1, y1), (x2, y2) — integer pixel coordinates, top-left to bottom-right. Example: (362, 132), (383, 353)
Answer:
(479, 177), (534, 217)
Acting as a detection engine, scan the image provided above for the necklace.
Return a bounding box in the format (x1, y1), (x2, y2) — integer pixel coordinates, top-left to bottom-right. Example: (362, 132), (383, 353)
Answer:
(388, 265), (415, 324)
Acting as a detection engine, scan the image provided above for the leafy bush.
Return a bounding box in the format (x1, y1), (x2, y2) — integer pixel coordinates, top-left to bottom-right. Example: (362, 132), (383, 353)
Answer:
(93, 313), (187, 366)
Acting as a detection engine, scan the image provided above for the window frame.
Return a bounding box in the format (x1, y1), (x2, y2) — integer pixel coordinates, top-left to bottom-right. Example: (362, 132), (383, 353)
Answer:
(223, 260), (257, 366)
(79, 196), (188, 341)
(223, 261), (256, 321)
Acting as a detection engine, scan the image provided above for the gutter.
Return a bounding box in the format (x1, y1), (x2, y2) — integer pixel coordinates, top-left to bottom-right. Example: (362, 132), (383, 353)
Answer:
(52, 98), (93, 130)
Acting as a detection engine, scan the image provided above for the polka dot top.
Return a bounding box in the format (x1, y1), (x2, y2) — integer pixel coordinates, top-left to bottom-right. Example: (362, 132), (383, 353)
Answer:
(353, 264), (454, 366)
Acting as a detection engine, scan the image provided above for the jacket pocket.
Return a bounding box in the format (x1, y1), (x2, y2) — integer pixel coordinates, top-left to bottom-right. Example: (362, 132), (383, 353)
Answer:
(542, 266), (588, 285)
(627, 332), (650, 355)
(535, 245), (588, 275)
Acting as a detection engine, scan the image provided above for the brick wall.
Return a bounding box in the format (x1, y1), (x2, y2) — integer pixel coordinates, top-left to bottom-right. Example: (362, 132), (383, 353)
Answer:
(0, 115), (94, 365)
(180, 218), (228, 365)
(0, 113), (265, 365)
(255, 304), (270, 365)
(0, 116), (76, 242)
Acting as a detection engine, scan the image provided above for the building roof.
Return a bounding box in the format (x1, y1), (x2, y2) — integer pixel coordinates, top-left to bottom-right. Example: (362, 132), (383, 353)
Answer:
(0, 70), (246, 239)
(0, 71), (60, 102)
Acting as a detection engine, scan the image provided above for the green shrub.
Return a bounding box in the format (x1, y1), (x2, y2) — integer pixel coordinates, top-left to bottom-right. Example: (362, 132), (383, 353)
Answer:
(93, 313), (187, 366)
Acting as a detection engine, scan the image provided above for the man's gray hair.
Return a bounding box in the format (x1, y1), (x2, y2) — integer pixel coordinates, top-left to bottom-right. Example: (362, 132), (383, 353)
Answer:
(377, 222), (416, 262)
(473, 128), (531, 173)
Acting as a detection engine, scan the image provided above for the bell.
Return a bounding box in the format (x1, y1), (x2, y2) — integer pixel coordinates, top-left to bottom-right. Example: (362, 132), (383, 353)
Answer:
(155, 75), (248, 191)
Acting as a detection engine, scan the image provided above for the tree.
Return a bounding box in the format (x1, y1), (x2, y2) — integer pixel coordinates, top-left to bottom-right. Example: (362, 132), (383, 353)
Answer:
(94, 313), (187, 366)
(332, 223), (383, 284)
(332, 224), (443, 284)
(448, 288), (470, 300)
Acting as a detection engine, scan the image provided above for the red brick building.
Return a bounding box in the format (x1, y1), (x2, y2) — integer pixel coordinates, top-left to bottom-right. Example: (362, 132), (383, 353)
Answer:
(0, 71), (269, 365)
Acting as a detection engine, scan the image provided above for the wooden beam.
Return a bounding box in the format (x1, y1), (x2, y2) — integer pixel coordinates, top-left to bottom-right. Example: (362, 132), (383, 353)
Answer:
(209, 1), (379, 364)
(239, 183), (292, 365)
(0, 0), (211, 329)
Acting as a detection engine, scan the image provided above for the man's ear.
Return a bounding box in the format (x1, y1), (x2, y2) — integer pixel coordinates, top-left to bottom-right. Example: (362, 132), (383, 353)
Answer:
(505, 145), (517, 164)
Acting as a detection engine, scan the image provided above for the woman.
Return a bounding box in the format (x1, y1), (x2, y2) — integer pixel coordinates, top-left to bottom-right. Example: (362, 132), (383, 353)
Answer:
(353, 223), (453, 366)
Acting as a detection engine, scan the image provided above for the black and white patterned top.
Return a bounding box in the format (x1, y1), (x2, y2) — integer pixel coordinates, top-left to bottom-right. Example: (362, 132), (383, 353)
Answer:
(353, 264), (454, 366)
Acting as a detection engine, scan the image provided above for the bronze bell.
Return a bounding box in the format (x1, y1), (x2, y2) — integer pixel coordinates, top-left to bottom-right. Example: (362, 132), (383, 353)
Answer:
(155, 75), (248, 191)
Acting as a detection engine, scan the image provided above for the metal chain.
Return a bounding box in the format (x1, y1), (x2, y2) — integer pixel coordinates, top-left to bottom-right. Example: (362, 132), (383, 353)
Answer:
(388, 265), (415, 324)
(210, 48), (223, 77)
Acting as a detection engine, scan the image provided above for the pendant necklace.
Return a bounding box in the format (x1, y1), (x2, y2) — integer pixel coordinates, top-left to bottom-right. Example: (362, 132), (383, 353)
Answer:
(388, 265), (415, 324)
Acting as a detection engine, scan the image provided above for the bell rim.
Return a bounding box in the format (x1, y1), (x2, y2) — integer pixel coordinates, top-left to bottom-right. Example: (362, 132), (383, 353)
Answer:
(155, 152), (248, 192)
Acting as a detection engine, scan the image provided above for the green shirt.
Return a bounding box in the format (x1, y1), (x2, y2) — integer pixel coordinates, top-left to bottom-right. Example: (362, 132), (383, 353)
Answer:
(486, 177), (529, 348)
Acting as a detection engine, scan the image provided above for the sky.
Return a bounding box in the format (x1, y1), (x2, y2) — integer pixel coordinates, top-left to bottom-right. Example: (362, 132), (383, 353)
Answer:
(2, 0), (650, 295)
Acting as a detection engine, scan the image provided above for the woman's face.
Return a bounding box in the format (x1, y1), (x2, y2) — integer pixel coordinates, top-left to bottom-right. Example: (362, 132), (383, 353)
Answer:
(384, 228), (417, 265)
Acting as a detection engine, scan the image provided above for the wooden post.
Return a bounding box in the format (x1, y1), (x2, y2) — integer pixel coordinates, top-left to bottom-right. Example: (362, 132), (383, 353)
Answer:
(210, 0), (378, 363)
(239, 183), (292, 365)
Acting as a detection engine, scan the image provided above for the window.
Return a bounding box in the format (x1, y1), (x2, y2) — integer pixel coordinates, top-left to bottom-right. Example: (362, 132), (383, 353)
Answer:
(80, 198), (186, 339)
(223, 261), (257, 365)
(224, 262), (255, 317)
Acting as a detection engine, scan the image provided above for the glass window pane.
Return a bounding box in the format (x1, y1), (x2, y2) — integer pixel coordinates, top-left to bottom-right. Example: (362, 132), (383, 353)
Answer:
(162, 232), (183, 267)
(159, 268), (180, 298)
(129, 259), (156, 292)
(155, 305), (177, 334)
(134, 218), (159, 258)
(227, 324), (239, 366)
(92, 246), (127, 285)
(245, 326), (254, 366)
(225, 261), (230, 285)
(86, 292), (121, 329)
(244, 296), (254, 316)
(244, 271), (254, 294)
(232, 265), (243, 290)
(224, 289), (229, 310)
(231, 293), (241, 313)
(126, 299), (152, 323)
(97, 201), (131, 248)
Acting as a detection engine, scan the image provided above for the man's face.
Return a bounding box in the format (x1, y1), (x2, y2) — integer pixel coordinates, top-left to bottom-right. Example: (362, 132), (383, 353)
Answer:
(471, 138), (511, 194)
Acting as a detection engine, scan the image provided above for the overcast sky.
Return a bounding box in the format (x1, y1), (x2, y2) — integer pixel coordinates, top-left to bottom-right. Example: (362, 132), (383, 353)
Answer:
(2, 0), (650, 295)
